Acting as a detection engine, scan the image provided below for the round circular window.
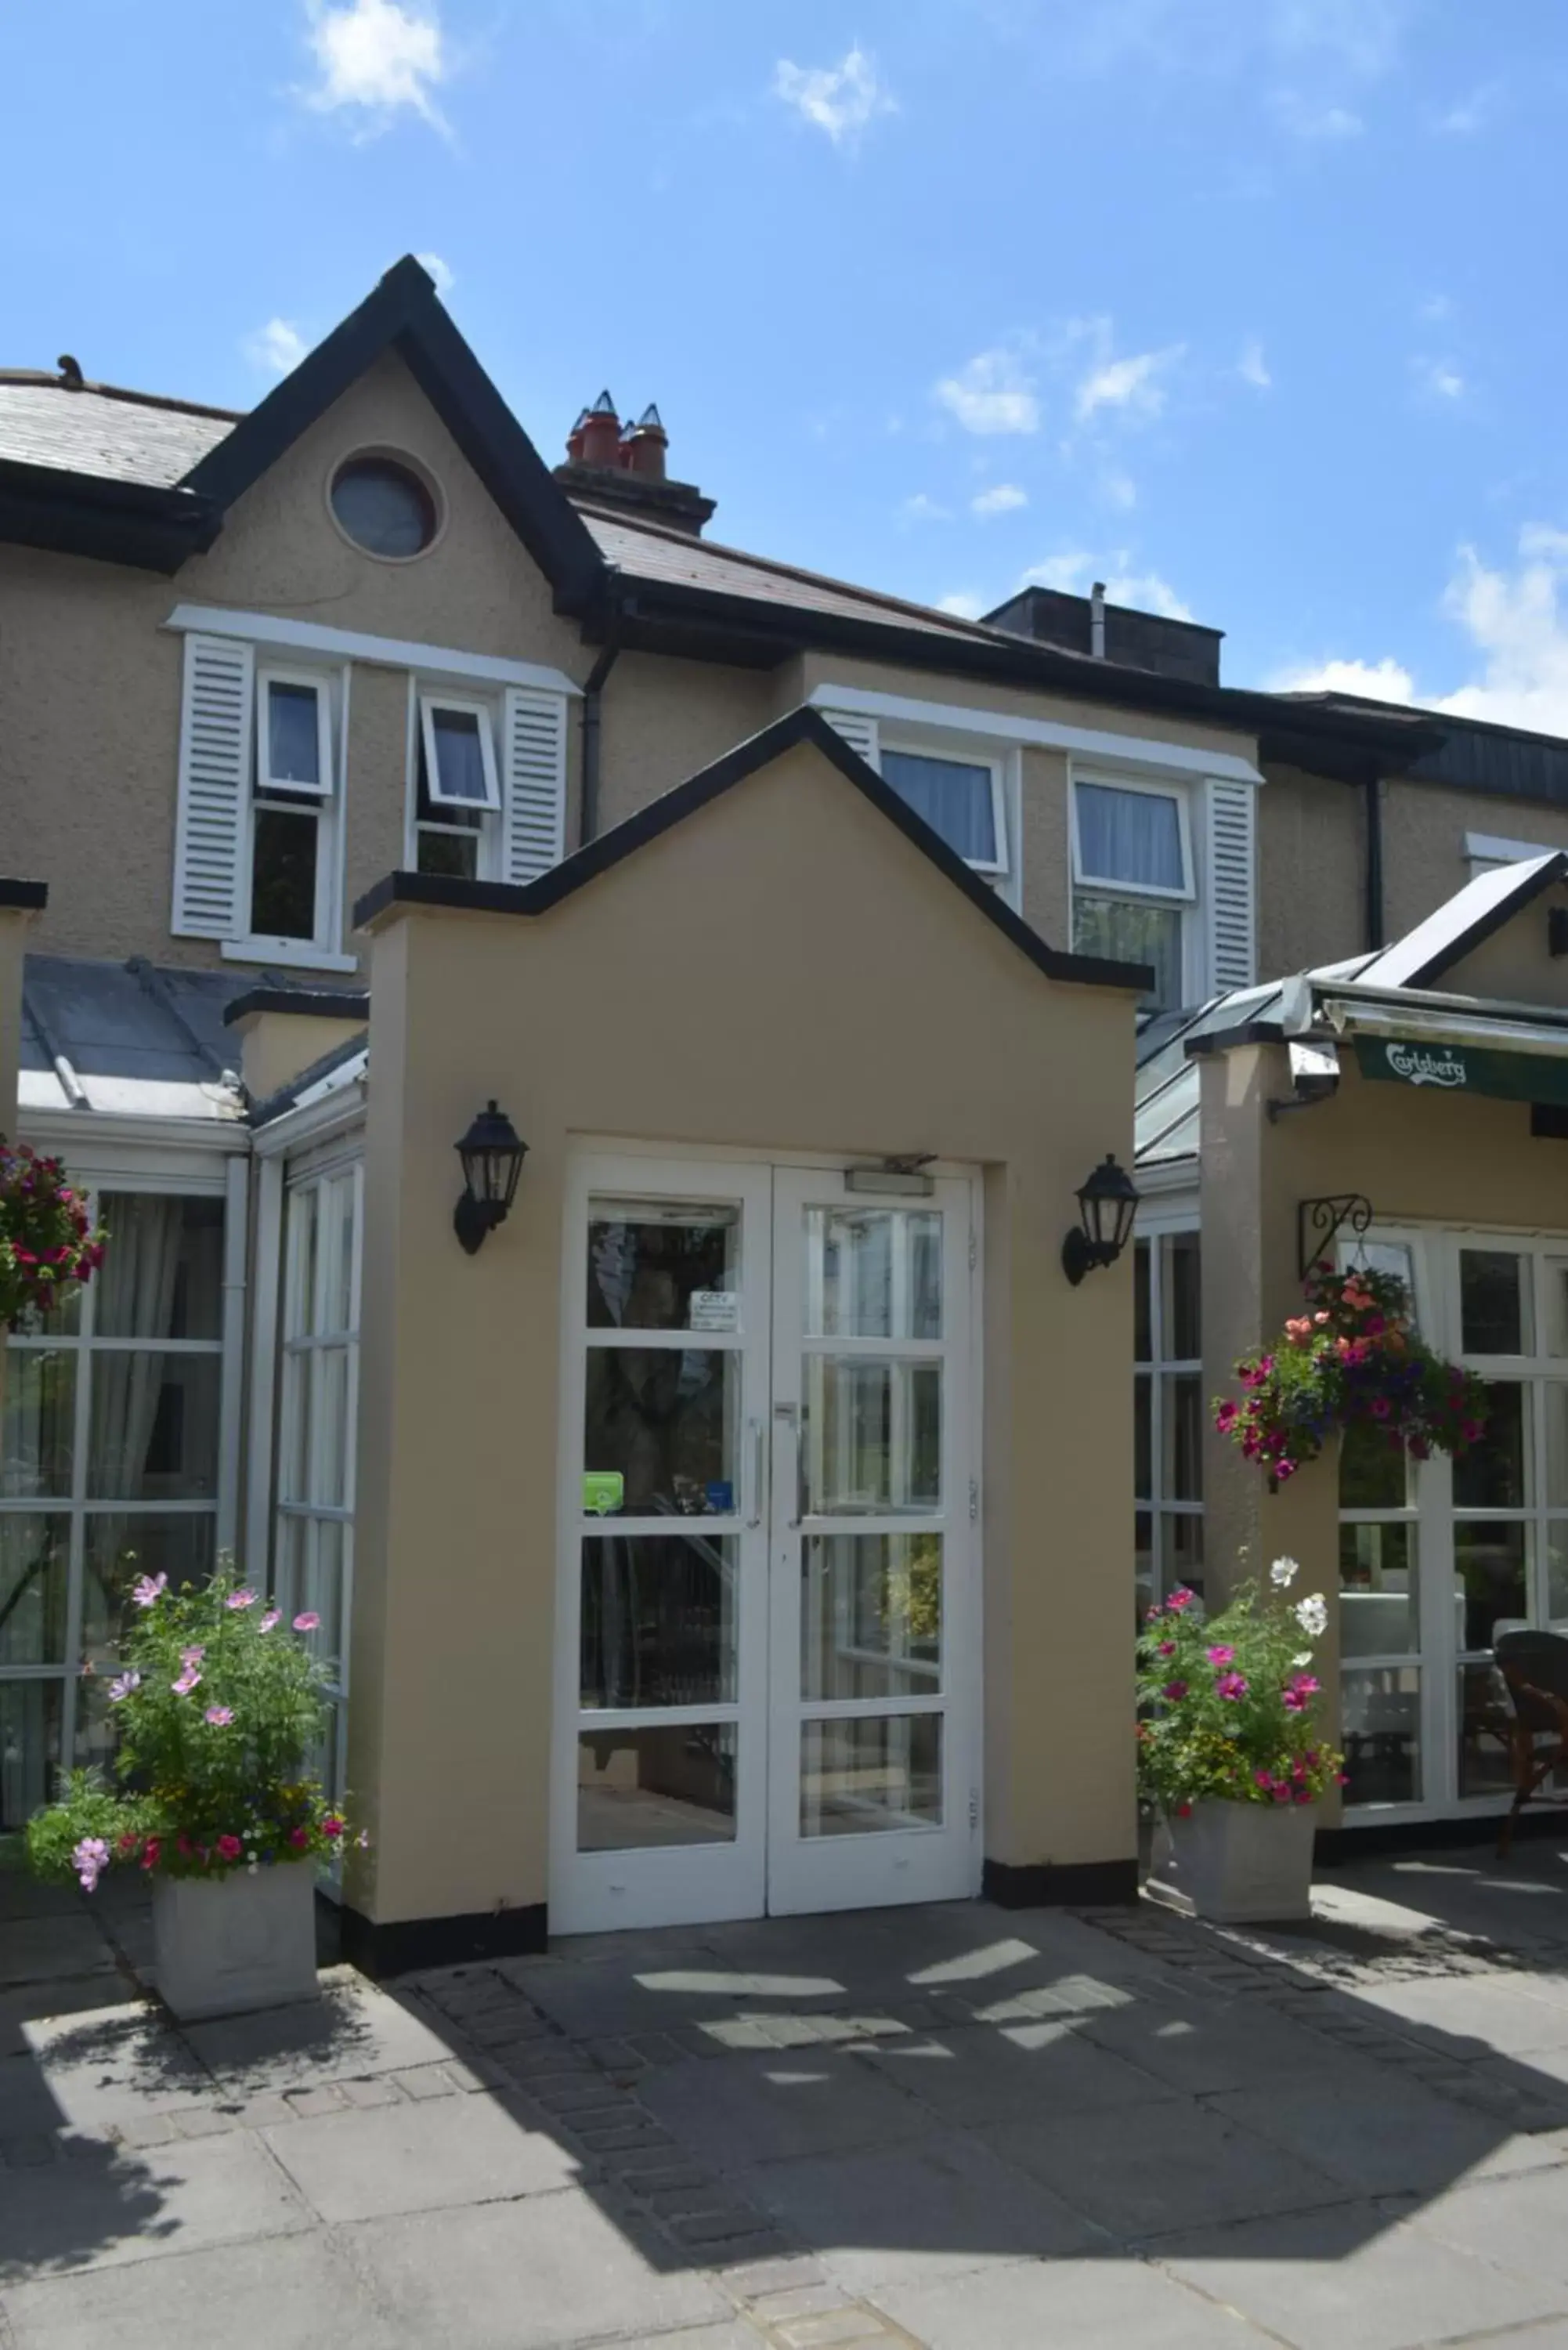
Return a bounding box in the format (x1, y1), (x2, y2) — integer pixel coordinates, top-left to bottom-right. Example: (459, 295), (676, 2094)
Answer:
(329, 454), (439, 559)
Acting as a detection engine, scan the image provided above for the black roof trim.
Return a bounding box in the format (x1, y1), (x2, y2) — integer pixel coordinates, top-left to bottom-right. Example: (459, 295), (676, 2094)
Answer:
(222, 983), (370, 1028)
(182, 257), (604, 608)
(0, 879), (48, 911)
(0, 457), (218, 575)
(1184, 1018), (1287, 1058)
(356, 706), (1152, 995)
(1400, 850), (1568, 989)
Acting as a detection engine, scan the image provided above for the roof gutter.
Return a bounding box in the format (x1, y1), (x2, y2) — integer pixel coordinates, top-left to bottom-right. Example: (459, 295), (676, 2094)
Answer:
(0, 457), (220, 573)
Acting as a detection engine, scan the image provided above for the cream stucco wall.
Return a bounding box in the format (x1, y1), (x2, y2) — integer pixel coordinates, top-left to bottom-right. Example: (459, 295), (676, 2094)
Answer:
(1257, 763), (1365, 981)
(346, 739), (1139, 1930)
(1383, 782), (1568, 945)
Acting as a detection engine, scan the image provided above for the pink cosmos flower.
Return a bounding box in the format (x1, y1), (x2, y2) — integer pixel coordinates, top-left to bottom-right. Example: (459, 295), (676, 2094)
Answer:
(1216, 1672), (1248, 1701)
(172, 1667), (202, 1697)
(1162, 1679), (1189, 1702)
(204, 1705), (233, 1726)
(180, 1646), (205, 1667)
(1167, 1587), (1196, 1613)
(1157, 1640), (1176, 1658)
(1206, 1645), (1235, 1665)
(72, 1835), (110, 1893)
(293, 1611), (321, 1632)
(1283, 1688), (1310, 1712)
(259, 1611), (280, 1632)
(226, 1588), (258, 1611)
(130, 1572), (167, 1609)
(1292, 1673), (1321, 1697)
(215, 1834), (243, 1860)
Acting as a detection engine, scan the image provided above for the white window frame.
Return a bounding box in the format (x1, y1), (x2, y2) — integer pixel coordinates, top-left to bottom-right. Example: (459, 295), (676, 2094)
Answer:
(419, 692), (501, 813)
(229, 661), (349, 971)
(1465, 830), (1558, 880)
(1071, 772), (1195, 902)
(255, 668), (334, 800)
(1133, 1220), (1203, 1613)
(879, 735), (1014, 885)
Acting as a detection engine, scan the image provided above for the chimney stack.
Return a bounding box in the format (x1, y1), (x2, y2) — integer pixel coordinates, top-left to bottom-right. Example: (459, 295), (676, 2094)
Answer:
(553, 390), (715, 535)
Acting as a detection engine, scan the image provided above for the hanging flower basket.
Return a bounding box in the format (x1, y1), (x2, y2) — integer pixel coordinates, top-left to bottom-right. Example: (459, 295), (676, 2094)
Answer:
(0, 1141), (106, 1329)
(1215, 1264), (1487, 1484)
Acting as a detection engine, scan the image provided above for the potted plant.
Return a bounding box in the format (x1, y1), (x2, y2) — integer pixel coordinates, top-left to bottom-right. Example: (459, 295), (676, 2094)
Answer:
(1216, 1264), (1487, 1484)
(0, 1141), (106, 1328)
(26, 1569), (358, 2019)
(1137, 1559), (1345, 1922)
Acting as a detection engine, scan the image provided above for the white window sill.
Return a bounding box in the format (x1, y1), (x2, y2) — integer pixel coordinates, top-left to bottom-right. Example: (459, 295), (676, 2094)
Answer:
(222, 940), (360, 975)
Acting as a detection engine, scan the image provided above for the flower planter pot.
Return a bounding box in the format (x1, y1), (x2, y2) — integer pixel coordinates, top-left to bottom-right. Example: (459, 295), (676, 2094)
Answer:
(1145, 1799), (1317, 1924)
(152, 1862), (320, 2021)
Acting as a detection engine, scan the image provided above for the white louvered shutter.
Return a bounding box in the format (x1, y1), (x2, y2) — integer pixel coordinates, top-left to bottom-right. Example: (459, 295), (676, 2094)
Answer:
(1205, 777), (1258, 994)
(172, 633), (254, 938)
(501, 686), (568, 884)
(818, 708), (880, 772)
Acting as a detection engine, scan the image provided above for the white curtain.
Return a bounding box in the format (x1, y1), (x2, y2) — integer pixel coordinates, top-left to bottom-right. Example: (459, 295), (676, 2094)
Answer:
(881, 751), (996, 863)
(91, 1196), (184, 1499)
(1077, 783), (1184, 889)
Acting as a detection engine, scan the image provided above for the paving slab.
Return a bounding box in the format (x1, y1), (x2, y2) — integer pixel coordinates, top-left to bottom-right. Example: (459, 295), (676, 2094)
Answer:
(344, 2189), (731, 2347)
(1075, 1987), (1372, 2096)
(1410, 2162), (1568, 2291)
(0, 1914), (119, 1990)
(182, 1969), (456, 2088)
(638, 2045), (929, 2169)
(0, 1976), (142, 2062)
(854, 2019), (1172, 2128)
(0, 2227), (402, 2349)
(0, 2124), (312, 2280)
(1211, 2073), (1523, 2198)
(1352, 1972), (1568, 2057)
(870, 2251), (1270, 2346)
(22, 1998), (215, 2132)
(260, 2084), (584, 2222)
(734, 2129), (1105, 2290)
(1154, 2200), (1568, 2350)
(985, 2093), (1344, 2242)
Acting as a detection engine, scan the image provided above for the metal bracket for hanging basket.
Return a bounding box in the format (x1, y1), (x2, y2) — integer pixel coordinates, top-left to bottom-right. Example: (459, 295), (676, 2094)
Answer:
(1298, 1193), (1372, 1282)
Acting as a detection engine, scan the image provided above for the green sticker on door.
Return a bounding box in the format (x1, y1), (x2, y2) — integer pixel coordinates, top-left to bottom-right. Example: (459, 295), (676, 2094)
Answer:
(582, 1472), (625, 1517)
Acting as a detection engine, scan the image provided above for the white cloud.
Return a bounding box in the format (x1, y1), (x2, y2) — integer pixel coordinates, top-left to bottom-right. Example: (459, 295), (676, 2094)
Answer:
(1073, 330), (1183, 425)
(1102, 471), (1137, 512)
(1414, 356), (1465, 403)
(1434, 81), (1500, 136)
(1268, 528), (1568, 736)
(1018, 550), (1192, 619)
(1023, 551), (1094, 595)
(302, 0), (449, 134)
(244, 318), (309, 375)
(1273, 91), (1363, 138)
(934, 349), (1039, 437)
(971, 483), (1028, 519)
(938, 591), (986, 620)
(1239, 336), (1271, 389)
(415, 250), (453, 293)
(898, 493), (952, 523)
(1104, 569), (1194, 620)
(772, 45), (894, 145)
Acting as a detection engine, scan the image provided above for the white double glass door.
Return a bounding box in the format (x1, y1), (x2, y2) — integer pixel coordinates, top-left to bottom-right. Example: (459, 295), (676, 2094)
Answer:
(553, 1155), (980, 1935)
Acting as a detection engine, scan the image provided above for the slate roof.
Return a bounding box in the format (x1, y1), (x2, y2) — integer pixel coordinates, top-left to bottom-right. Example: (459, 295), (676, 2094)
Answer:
(0, 376), (236, 486)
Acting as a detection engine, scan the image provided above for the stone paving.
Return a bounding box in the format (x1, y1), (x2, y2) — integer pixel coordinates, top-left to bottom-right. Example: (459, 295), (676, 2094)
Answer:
(7, 1842), (1568, 2345)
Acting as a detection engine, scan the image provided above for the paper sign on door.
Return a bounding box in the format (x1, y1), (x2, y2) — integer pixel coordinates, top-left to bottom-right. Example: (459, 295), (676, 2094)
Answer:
(689, 1292), (739, 1332)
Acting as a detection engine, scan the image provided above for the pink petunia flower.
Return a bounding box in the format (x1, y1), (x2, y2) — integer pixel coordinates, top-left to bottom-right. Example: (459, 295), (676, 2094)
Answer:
(293, 1611), (321, 1632)
(288, 1825), (310, 1848)
(215, 1834), (244, 1860)
(322, 1815), (345, 1839)
(226, 1588), (258, 1611)
(72, 1835), (110, 1893)
(204, 1705), (234, 1726)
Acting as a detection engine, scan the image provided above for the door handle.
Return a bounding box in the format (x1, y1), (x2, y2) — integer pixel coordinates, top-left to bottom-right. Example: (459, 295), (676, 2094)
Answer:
(746, 1419), (764, 1528)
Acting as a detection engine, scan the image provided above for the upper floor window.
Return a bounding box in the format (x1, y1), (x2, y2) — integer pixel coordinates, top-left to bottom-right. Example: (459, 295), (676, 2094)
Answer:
(1071, 777), (1194, 1010)
(249, 671), (338, 946)
(329, 454), (440, 560)
(411, 689), (503, 880)
(881, 747), (1007, 875)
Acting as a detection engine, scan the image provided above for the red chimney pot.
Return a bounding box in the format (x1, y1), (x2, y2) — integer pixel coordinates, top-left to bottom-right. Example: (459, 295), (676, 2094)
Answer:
(578, 390), (620, 469)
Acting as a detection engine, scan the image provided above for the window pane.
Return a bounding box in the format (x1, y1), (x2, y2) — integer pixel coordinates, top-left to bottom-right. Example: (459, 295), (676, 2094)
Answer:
(331, 458), (435, 558)
(587, 1203), (740, 1332)
(580, 1532), (738, 1710)
(266, 682), (321, 787)
(881, 750), (996, 864)
(1133, 1238), (1151, 1364)
(1, 1351), (74, 1499)
(417, 827), (479, 880)
(1135, 1510), (1154, 1618)
(1072, 895), (1183, 1011)
(1166, 1511), (1204, 1604)
(273, 1511), (305, 1622)
(1461, 1250), (1530, 1355)
(79, 1512), (215, 1660)
(1458, 1662), (1515, 1798)
(800, 1714), (942, 1837)
(0, 1514), (70, 1665)
(430, 707), (490, 804)
(1546, 1384), (1568, 1509)
(303, 1519), (348, 1672)
(1341, 1666), (1421, 1805)
(88, 1353), (220, 1500)
(325, 1176), (357, 1337)
(577, 1723), (737, 1851)
(1075, 783), (1185, 890)
(1454, 1520), (1529, 1651)
(96, 1195), (222, 1340)
(805, 1358), (941, 1513)
(1340, 1417), (1410, 1509)
(583, 1348), (738, 1514)
(286, 1184), (319, 1341)
(278, 1351), (308, 1507)
(1134, 1374), (1151, 1499)
(1164, 1374), (1202, 1502)
(809, 1209), (941, 1340)
(801, 1533), (942, 1700)
(251, 805), (319, 941)
(0, 1678), (63, 1830)
(1162, 1232), (1201, 1361)
(1454, 1383), (1526, 1509)
(1339, 1522), (1418, 1656)
(1544, 1258), (1568, 1358)
(311, 1347), (350, 1509)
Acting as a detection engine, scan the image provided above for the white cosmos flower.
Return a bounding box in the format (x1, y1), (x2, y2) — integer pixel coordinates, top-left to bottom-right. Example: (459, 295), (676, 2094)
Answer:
(1294, 1594), (1328, 1639)
(1292, 1652), (1313, 1669)
(1270, 1556), (1299, 1588)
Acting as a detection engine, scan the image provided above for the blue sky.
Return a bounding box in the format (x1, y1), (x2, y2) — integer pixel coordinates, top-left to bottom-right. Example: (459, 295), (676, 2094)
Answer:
(5, 1), (1566, 727)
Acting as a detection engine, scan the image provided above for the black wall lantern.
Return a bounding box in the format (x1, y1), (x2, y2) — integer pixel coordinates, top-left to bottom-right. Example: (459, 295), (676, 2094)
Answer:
(453, 1100), (528, 1255)
(1061, 1153), (1140, 1285)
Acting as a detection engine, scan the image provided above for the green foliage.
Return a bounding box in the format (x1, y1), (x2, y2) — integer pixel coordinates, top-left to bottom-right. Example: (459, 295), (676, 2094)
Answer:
(1215, 1266), (1488, 1484)
(1136, 1564), (1345, 1816)
(26, 1567), (355, 1890)
(0, 1143), (106, 1329)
